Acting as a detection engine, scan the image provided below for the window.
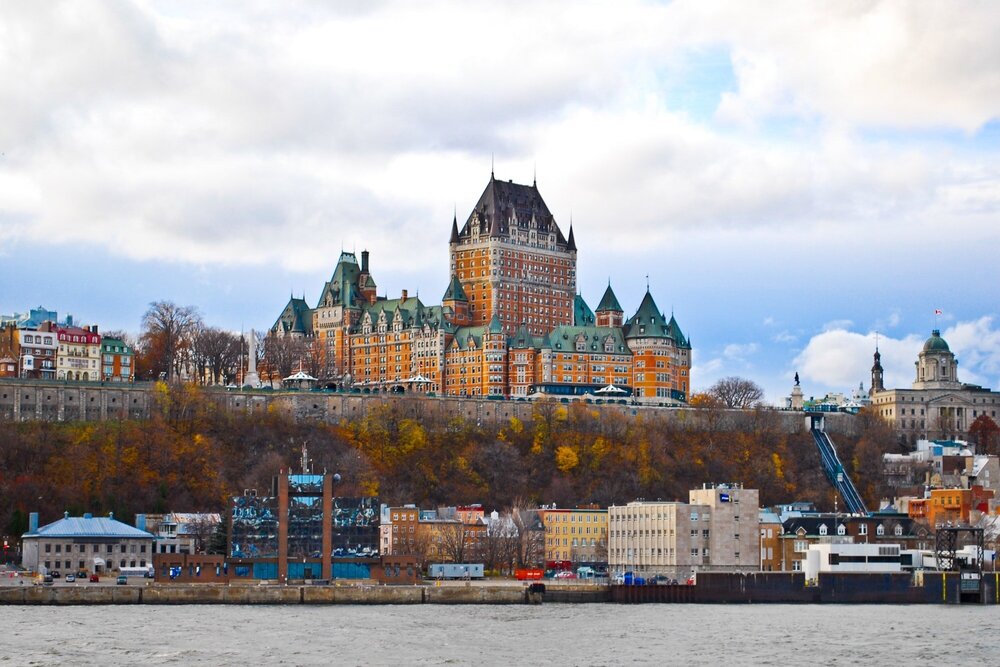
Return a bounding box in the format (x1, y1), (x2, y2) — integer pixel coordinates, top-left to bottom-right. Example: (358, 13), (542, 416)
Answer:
(794, 540), (808, 553)
(859, 524), (868, 536)
(894, 525), (903, 537)
(876, 524), (885, 536)
(837, 524), (846, 536)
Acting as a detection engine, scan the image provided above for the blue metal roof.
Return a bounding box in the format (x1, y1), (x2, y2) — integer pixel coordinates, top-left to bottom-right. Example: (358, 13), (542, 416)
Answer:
(23, 515), (154, 539)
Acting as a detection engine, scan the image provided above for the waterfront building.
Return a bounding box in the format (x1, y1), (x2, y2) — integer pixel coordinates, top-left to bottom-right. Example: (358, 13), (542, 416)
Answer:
(146, 512), (223, 555)
(268, 173), (692, 402)
(21, 511), (154, 575)
(803, 542), (902, 581)
(100, 337), (134, 383)
(538, 506), (608, 566)
(870, 329), (1000, 443)
(776, 514), (930, 572)
(229, 458), (379, 582)
(758, 509), (783, 572)
(907, 485), (995, 528)
(607, 485), (759, 580)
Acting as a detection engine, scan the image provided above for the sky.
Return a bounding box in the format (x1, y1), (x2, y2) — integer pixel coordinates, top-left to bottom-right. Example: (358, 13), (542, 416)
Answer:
(2, 1), (999, 403)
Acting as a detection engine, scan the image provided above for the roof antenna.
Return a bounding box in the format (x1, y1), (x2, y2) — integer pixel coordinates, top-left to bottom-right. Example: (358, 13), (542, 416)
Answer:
(646, 274), (650, 292)
(491, 153), (495, 178)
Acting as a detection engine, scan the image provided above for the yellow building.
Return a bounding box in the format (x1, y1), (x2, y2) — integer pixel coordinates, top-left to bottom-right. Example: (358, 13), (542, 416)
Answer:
(539, 507), (608, 565)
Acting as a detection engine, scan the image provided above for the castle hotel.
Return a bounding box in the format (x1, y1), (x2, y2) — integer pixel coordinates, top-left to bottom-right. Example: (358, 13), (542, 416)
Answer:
(270, 174), (691, 403)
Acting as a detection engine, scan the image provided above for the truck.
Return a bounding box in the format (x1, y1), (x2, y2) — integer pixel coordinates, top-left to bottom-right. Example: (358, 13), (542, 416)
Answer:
(428, 563), (484, 580)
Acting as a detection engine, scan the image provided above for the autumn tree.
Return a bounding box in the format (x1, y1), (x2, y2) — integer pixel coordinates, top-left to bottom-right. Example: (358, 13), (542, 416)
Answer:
(262, 333), (309, 387)
(708, 376), (765, 409)
(140, 301), (202, 381)
(969, 414), (1000, 456)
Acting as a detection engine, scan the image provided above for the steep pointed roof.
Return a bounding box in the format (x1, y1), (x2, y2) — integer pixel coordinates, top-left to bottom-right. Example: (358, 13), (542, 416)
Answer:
(595, 284), (622, 313)
(487, 313), (504, 334)
(625, 290), (670, 339)
(316, 252), (366, 310)
(567, 225), (576, 251)
(457, 175), (568, 246)
(666, 314), (691, 349)
(271, 296), (313, 336)
(573, 294), (596, 327)
(450, 213), (460, 244)
(442, 275), (468, 302)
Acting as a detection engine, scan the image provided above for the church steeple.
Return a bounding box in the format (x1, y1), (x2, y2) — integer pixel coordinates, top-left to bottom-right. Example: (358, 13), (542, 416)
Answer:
(870, 345), (884, 396)
(450, 211), (460, 244)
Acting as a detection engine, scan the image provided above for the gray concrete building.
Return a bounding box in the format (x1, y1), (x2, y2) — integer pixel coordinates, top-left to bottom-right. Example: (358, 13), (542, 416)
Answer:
(21, 512), (154, 575)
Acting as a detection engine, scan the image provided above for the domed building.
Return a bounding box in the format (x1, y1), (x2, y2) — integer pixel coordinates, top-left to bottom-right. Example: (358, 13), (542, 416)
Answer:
(869, 329), (1000, 445)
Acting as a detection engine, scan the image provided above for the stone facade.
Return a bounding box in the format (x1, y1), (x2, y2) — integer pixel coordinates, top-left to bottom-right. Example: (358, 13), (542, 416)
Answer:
(870, 329), (1000, 444)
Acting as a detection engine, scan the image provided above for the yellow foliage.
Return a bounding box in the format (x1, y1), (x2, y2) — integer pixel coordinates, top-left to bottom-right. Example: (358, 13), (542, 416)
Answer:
(555, 445), (579, 473)
(554, 407), (568, 421)
(508, 416), (524, 434)
(772, 452), (785, 480)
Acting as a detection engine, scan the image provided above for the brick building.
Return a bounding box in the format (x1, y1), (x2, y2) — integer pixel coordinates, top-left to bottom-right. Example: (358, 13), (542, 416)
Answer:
(270, 174), (692, 403)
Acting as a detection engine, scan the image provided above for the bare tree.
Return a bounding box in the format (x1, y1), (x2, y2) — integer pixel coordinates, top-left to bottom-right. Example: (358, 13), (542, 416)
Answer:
(708, 376), (765, 409)
(261, 333), (305, 387)
(141, 302), (202, 382)
(191, 327), (241, 385)
(436, 521), (471, 563)
(184, 514), (222, 553)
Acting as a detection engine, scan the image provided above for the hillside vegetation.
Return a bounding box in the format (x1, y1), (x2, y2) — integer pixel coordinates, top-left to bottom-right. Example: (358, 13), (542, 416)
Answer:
(0, 384), (902, 535)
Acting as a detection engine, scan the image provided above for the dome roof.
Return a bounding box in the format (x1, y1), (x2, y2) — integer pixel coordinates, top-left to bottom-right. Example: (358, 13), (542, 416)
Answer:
(923, 329), (950, 352)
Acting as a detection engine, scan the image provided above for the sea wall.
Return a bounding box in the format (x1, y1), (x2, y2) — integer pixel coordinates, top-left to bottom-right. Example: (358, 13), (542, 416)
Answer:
(0, 379), (860, 436)
(0, 583), (585, 605)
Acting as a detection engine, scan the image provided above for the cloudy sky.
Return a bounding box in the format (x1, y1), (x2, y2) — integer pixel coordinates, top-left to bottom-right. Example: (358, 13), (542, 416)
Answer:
(2, 1), (999, 401)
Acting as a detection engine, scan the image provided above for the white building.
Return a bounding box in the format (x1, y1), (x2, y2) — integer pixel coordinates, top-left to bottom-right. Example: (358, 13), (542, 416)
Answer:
(803, 542), (902, 581)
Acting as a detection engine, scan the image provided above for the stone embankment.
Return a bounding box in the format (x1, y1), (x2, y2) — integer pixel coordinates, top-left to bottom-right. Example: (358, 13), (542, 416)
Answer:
(0, 583), (604, 605)
(0, 379), (859, 436)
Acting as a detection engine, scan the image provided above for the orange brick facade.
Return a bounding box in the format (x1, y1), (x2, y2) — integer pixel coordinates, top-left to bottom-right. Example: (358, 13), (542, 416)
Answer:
(270, 174), (692, 403)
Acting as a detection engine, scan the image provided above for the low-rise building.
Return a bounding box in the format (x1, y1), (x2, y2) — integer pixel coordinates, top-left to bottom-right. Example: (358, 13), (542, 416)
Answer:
(100, 337), (134, 382)
(54, 324), (102, 382)
(21, 511), (154, 575)
(777, 514), (931, 572)
(803, 542), (902, 581)
(539, 506), (608, 566)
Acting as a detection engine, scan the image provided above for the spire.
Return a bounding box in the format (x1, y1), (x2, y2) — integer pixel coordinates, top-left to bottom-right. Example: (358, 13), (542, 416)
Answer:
(450, 211), (460, 243)
(596, 284), (623, 313)
(567, 224), (576, 251)
(491, 153), (494, 179)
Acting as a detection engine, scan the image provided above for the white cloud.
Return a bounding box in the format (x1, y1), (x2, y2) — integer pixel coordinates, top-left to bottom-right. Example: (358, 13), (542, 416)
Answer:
(793, 318), (1000, 393)
(1, 0), (999, 278)
(723, 342), (759, 361)
(773, 331), (798, 344)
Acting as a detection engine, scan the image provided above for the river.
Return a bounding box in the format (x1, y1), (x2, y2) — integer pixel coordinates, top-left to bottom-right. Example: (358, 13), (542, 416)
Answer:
(5, 604), (996, 665)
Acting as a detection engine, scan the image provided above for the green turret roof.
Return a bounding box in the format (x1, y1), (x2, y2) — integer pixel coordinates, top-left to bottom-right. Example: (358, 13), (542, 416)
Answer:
(487, 313), (504, 334)
(595, 284), (622, 313)
(443, 275), (468, 302)
(573, 294), (596, 327)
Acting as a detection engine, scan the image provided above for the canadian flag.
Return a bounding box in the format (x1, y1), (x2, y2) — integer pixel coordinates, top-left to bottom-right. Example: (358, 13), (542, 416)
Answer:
(934, 309), (943, 315)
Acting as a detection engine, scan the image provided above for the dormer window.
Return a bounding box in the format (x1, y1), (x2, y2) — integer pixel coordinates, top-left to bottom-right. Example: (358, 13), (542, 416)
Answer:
(819, 524), (828, 536)
(894, 525), (903, 537)
(837, 524), (846, 536)
(876, 524), (885, 536)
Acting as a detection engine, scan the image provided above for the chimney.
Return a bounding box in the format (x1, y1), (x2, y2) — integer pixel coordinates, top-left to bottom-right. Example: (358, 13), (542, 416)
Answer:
(361, 249), (370, 273)
(29, 512), (39, 532)
(135, 514), (147, 532)
(401, 289), (408, 302)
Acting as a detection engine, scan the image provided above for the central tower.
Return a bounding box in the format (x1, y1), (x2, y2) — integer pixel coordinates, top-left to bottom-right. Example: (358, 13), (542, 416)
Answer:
(449, 174), (577, 335)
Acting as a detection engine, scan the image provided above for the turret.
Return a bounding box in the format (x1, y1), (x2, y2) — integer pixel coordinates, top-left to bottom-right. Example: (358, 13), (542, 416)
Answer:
(595, 283), (624, 328)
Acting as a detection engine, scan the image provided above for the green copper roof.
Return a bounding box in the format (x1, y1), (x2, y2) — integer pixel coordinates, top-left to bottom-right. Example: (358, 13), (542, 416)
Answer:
(443, 275), (468, 302)
(542, 325), (630, 354)
(271, 296), (313, 336)
(624, 290), (688, 347)
(923, 329), (950, 352)
(573, 294), (595, 327)
(595, 284), (622, 313)
(487, 313), (504, 334)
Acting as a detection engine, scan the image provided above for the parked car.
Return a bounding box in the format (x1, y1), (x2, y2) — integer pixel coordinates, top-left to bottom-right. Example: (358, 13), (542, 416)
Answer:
(50, 570), (61, 578)
(89, 574), (100, 583)
(116, 575), (128, 585)
(553, 571), (577, 579)
(76, 570), (88, 579)
(65, 574), (76, 583)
